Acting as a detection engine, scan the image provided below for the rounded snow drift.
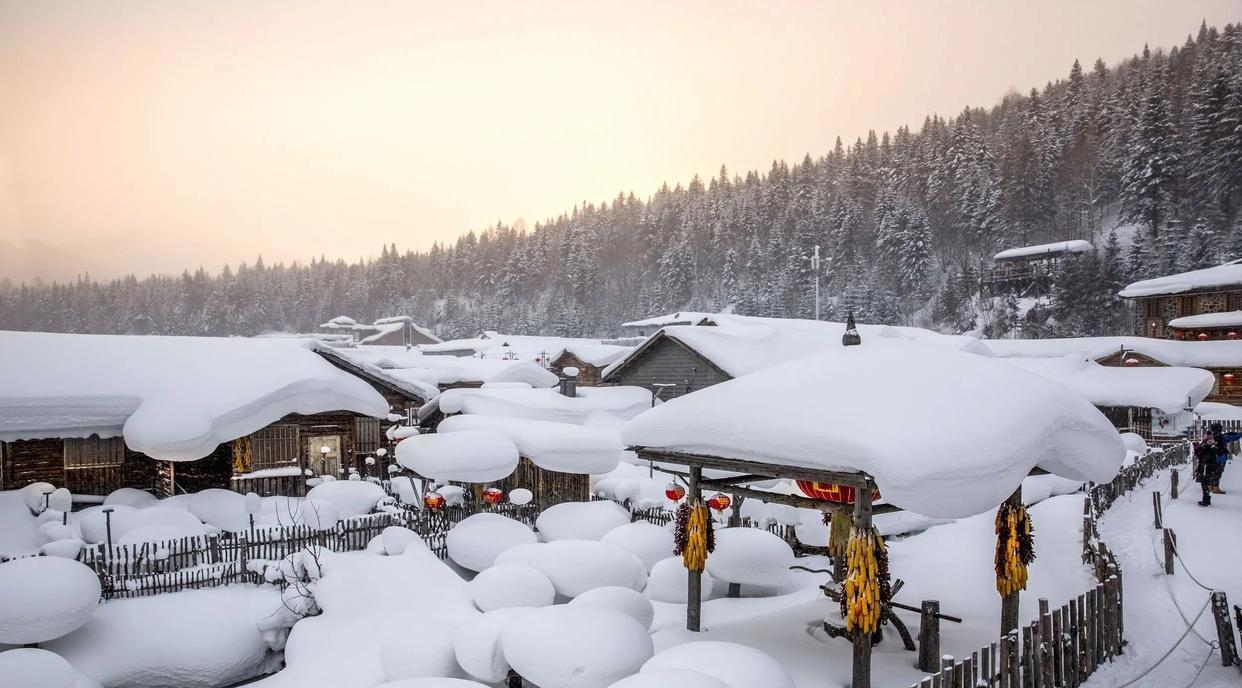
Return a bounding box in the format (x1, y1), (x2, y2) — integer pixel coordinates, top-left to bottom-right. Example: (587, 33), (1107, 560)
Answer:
(705, 528), (794, 588)
(188, 489), (250, 531)
(22, 482), (57, 513)
(396, 431), (519, 483)
(0, 648), (77, 688)
(608, 669), (729, 688)
(601, 521), (674, 571)
(113, 507), (206, 541)
(103, 487), (159, 508)
(495, 540), (647, 598)
(569, 586), (654, 630)
(375, 679), (488, 688)
(469, 565), (555, 612)
(382, 526), (427, 556)
(453, 607), (531, 683)
(0, 557), (100, 644)
(379, 624), (465, 681)
(501, 605), (654, 688)
(508, 488), (533, 505)
(641, 641), (794, 688)
(305, 480), (386, 517)
(535, 501), (631, 541)
(76, 504), (136, 544)
(647, 557), (714, 604)
(447, 513), (537, 572)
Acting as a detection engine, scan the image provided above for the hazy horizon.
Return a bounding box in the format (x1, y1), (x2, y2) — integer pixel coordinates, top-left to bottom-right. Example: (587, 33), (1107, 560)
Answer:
(3, 0), (1240, 283)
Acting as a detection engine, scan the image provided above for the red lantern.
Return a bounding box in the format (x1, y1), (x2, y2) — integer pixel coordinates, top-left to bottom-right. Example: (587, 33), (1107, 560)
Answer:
(1198, 333), (1210, 341)
(1229, 331), (1238, 340)
(1176, 331), (1185, 340)
(707, 493), (731, 512)
(423, 492), (446, 510)
(665, 483), (686, 502)
(1124, 357), (1140, 367)
(1224, 373), (1236, 384)
(795, 480), (881, 505)
(482, 487), (504, 505)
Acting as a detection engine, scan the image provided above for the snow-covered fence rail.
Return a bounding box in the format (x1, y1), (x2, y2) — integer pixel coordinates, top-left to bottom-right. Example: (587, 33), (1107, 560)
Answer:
(909, 581), (1124, 688)
(1087, 443), (1188, 514)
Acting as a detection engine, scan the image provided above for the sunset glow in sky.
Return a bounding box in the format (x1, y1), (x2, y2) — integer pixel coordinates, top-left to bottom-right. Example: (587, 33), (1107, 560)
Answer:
(2, 0), (1240, 281)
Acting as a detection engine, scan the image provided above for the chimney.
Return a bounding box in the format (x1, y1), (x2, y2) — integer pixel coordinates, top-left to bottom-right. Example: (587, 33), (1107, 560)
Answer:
(842, 310), (861, 347)
(403, 319), (413, 349)
(559, 366), (579, 397)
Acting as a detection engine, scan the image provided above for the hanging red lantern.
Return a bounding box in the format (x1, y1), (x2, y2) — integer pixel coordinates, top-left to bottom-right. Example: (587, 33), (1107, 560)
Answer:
(1124, 357), (1140, 366)
(1198, 333), (1210, 341)
(707, 493), (731, 512)
(482, 487), (504, 505)
(1229, 331), (1238, 340)
(1224, 373), (1236, 384)
(796, 481), (881, 505)
(1175, 331), (1185, 340)
(423, 492), (446, 510)
(665, 483), (686, 501)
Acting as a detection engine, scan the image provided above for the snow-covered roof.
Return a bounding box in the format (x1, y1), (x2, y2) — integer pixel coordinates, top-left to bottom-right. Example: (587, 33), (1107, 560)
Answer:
(427, 386), (654, 440)
(1167, 310), (1242, 330)
(418, 333), (623, 364)
(983, 336), (1242, 368)
(320, 315), (359, 329)
(439, 414), (621, 474)
(0, 331), (389, 460)
(332, 347), (559, 388)
(993, 240), (1092, 262)
(364, 316), (441, 344)
(621, 339), (1123, 519)
(1195, 401), (1242, 422)
(1001, 355), (1215, 414)
(312, 346), (439, 402)
(603, 315), (991, 380)
(621, 312), (721, 329)
(557, 344), (633, 367)
(1119, 259), (1242, 298)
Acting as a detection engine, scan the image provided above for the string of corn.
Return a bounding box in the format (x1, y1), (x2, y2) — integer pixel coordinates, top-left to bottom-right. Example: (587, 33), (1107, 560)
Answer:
(827, 510), (852, 558)
(682, 501), (711, 572)
(842, 525), (886, 635)
(231, 437), (253, 474)
(995, 501), (1035, 597)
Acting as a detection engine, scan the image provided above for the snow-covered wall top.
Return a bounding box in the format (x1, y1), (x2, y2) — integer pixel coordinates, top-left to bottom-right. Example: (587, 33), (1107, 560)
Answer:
(604, 315), (991, 380)
(984, 336), (1242, 368)
(1167, 310), (1242, 330)
(0, 331), (389, 460)
(992, 240), (1091, 262)
(1001, 355), (1215, 414)
(621, 340), (1124, 519)
(1119, 259), (1242, 298)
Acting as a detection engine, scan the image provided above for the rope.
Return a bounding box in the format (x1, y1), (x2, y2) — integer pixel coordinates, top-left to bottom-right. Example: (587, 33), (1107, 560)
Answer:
(1170, 540), (1216, 592)
(1108, 596), (1213, 688)
(1150, 534), (1213, 647)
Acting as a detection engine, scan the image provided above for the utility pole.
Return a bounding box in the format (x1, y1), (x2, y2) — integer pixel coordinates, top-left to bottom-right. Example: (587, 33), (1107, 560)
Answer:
(812, 245), (821, 320)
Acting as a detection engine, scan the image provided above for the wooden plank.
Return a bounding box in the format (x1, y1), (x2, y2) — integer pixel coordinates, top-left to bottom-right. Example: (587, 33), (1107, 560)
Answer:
(1210, 591), (1238, 667)
(918, 600), (942, 673)
(632, 448), (871, 487)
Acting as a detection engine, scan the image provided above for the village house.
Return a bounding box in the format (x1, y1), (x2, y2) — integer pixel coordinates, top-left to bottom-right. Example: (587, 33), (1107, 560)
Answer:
(545, 344), (632, 386)
(317, 315), (441, 347)
(0, 332), (429, 498)
(1118, 259), (1242, 339)
(979, 240), (1092, 297)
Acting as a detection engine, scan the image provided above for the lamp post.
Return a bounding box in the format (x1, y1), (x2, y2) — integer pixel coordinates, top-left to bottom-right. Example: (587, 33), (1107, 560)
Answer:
(101, 506), (115, 550)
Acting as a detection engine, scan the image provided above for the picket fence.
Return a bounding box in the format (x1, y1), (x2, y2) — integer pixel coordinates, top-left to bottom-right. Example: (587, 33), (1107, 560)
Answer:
(905, 445), (1190, 687)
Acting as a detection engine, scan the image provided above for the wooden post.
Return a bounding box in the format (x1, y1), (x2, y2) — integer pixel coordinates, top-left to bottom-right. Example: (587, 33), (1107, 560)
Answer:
(1210, 591), (1238, 667)
(1039, 599), (1054, 688)
(1170, 469), (1179, 500)
(686, 466), (702, 633)
(1001, 487), (1022, 637)
(1152, 492), (1162, 529)
(506, 669), (524, 687)
(851, 479), (875, 688)
(727, 494), (742, 598)
(1162, 529), (1175, 575)
(918, 600), (942, 673)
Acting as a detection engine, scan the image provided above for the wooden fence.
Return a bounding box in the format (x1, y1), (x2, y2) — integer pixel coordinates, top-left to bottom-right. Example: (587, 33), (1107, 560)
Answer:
(907, 446), (1188, 687)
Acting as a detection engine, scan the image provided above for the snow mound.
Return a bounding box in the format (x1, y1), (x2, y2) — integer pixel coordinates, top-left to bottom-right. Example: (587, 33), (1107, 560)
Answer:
(447, 513), (537, 572)
(381, 526), (427, 556)
(453, 607), (530, 683)
(641, 641), (795, 688)
(495, 540), (647, 598)
(396, 431), (519, 483)
(0, 647), (78, 688)
(188, 489), (250, 531)
(536, 500), (631, 541)
(439, 414), (621, 474)
(23, 482), (56, 513)
(608, 669), (729, 688)
(569, 586), (654, 630)
(509, 488), (533, 505)
(375, 679), (489, 688)
(501, 605), (654, 688)
(104, 488), (159, 508)
(437, 485), (467, 507)
(705, 528), (794, 588)
(75, 505), (135, 544)
(113, 507), (206, 541)
(1119, 432), (1148, 455)
(42, 539), (86, 559)
(647, 557), (715, 604)
(379, 626), (464, 682)
(305, 481), (386, 517)
(469, 565), (556, 612)
(0, 557), (100, 644)
(601, 521), (674, 571)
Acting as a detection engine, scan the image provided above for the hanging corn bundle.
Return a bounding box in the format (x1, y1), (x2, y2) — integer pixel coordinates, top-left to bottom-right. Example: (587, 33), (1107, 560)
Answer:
(994, 500), (1035, 596)
(841, 525), (890, 635)
(231, 437), (253, 474)
(826, 510), (853, 558)
(673, 499), (715, 572)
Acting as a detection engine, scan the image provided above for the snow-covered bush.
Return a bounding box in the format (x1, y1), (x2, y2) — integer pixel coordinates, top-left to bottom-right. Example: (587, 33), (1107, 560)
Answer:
(0, 557), (101, 644)
(535, 500), (631, 541)
(501, 605), (653, 688)
(453, 607), (530, 683)
(304, 480), (386, 517)
(381, 526), (427, 556)
(22, 482), (56, 513)
(468, 565), (555, 612)
(446, 513), (537, 572)
(646, 557), (714, 604)
(113, 507), (206, 541)
(188, 489), (250, 531)
(103, 487), (159, 508)
(569, 586), (654, 630)
(601, 521), (674, 571)
(494, 540), (647, 598)
(705, 527), (794, 590)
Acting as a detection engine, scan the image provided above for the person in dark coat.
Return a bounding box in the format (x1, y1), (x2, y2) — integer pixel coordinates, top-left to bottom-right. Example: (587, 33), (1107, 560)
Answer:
(1197, 422), (1242, 506)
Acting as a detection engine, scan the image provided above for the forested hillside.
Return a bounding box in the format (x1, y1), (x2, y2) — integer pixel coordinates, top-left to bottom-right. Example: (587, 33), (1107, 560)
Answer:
(4, 23), (1242, 340)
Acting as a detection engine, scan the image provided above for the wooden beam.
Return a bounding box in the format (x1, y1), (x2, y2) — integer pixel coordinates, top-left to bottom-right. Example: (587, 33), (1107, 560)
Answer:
(657, 466), (905, 515)
(633, 447), (871, 488)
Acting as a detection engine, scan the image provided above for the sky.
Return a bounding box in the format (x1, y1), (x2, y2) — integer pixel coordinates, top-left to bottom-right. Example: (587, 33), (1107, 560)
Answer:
(1, 1), (1240, 283)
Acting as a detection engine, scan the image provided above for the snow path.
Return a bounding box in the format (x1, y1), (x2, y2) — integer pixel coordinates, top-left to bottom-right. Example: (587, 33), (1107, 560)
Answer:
(1086, 463), (1242, 688)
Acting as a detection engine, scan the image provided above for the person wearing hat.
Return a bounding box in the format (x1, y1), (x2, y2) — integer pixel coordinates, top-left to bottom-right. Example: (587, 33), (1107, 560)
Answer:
(1197, 422), (1242, 506)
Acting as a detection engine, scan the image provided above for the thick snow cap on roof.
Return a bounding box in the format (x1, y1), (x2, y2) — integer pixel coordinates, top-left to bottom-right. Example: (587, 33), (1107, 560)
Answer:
(439, 415), (621, 474)
(1119, 259), (1242, 298)
(559, 344), (632, 367)
(320, 315), (358, 328)
(434, 386), (654, 426)
(604, 315), (991, 380)
(984, 336), (1242, 368)
(337, 347), (558, 388)
(1168, 310), (1242, 330)
(622, 340), (1123, 519)
(0, 332), (389, 460)
(1002, 355), (1215, 414)
(395, 430), (519, 482)
(993, 240), (1091, 262)
(622, 312), (720, 329)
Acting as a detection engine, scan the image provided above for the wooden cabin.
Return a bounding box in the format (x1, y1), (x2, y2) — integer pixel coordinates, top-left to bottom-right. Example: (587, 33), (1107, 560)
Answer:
(1119, 260), (1242, 339)
(599, 330), (732, 399)
(547, 345), (632, 387)
(979, 240), (1092, 298)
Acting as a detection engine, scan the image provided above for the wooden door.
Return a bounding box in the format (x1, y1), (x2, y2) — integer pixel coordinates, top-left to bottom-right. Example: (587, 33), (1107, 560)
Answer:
(306, 435), (342, 477)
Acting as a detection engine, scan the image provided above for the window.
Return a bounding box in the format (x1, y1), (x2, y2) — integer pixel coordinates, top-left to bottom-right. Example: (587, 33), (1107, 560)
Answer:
(64, 436), (125, 469)
(355, 417), (382, 455)
(250, 424), (300, 469)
